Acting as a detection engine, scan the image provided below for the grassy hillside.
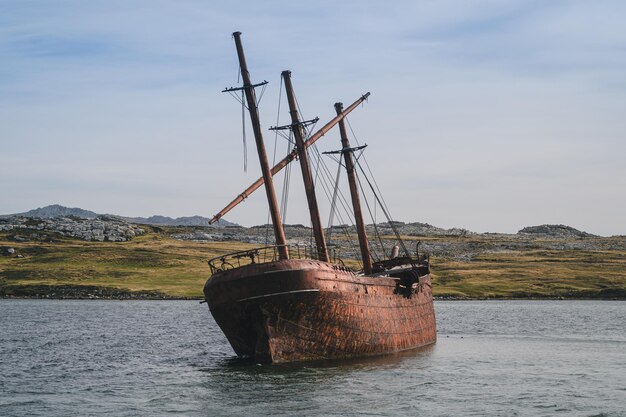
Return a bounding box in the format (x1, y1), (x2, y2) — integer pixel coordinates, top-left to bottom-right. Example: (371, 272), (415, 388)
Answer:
(1, 229), (625, 299)
(0, 231), (254, 298)
(432, 250), (626, 298)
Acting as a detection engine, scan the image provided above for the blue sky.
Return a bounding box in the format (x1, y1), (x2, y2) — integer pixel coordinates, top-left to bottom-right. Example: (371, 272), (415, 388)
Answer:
(1, 0), (625, 235)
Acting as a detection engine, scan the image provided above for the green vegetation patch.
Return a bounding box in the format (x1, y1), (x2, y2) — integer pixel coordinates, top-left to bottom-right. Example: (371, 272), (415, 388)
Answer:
(0, 231), (250, 298)
(1, 230), (625, 299)
(431, 249), (626, 299)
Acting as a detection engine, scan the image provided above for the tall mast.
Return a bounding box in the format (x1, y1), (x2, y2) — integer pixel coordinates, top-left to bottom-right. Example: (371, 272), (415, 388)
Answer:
(281, 71), (329, 262)
(232, 31), (288, 260)
(335, 102), (373, 274)
(210, 92), (370, 225)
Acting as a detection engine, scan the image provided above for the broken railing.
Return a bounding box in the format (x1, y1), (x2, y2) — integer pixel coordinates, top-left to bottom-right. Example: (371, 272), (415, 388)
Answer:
(207, 244), (344, 274)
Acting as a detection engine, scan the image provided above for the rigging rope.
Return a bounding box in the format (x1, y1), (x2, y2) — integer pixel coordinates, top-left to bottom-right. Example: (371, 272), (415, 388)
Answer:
(326, 161), (343, 241)
(355, 159), (412, 260)
(241, 90), (247, 172)
(311, 144), (361, 266)
(354, 164), (384, 262)
(276, 77), (292, 225)
(317, 118), (383, 262)
(266, 76), (284, 245)
(342, 118), (411, 261)
(280, 137), (292, 224)
(347, 118), (395, 222)
(272, 76), (283, 166)
(312, 145), (356, 228)
(257, 82), (267, 105)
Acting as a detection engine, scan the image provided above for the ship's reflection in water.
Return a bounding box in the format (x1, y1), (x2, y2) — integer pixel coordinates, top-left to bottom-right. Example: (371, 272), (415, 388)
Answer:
(199, 342), (437, 415)
(212, 342), (435, 371)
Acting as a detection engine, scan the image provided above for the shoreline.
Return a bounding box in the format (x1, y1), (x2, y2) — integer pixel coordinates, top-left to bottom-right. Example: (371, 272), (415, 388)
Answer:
(0, 284), (195, 300)
(1, 285), (624, 302)
(3, 297), (624, 301)
(3, 230), (625, 302)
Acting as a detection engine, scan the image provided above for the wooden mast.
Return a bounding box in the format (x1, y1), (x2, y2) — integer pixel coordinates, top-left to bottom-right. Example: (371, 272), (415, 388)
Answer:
(282, 71), (329, 262)
(232, 31), (288, 260)
(335, 102), (373, 274)
(209, 92), (370, 225)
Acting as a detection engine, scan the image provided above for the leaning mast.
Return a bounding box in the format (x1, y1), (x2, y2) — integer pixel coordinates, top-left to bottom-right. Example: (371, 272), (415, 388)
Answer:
(334, 102), (373, 274)
(280, 71), (329, 262)
(230, 32), (288, 260)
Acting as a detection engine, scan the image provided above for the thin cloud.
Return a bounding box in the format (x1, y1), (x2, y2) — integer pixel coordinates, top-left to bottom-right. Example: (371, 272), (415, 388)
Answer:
(1, 0), (624, 235)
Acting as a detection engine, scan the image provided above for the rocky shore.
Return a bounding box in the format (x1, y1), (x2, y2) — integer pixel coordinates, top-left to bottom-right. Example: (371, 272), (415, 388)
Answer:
(0, 284), (193, 300)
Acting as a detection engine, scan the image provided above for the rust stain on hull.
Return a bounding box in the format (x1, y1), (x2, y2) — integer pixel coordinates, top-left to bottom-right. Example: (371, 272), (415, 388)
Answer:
(204, 259), (436, 364)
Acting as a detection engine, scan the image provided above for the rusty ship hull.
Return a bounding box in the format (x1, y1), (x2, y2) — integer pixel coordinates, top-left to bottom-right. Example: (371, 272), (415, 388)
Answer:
(204, 259), (436, 364)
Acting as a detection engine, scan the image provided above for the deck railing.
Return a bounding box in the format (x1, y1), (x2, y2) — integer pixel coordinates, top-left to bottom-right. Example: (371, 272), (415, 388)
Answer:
(207, 244), (344, 274)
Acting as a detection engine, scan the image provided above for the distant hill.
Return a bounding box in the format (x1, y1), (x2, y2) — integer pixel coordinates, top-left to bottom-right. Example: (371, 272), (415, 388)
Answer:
(3, 204), (235, 227)
(518, 224), (596, 238)
(17, 204), (99, 219)
(1, 206), (604, 236)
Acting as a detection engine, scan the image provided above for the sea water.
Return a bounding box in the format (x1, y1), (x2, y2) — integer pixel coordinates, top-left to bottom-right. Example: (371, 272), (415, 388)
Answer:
(1, 300), (624, 416)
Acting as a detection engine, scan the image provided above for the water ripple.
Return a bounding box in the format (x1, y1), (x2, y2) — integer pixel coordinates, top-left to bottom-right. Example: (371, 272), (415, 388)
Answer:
(0, 300), (624, 416)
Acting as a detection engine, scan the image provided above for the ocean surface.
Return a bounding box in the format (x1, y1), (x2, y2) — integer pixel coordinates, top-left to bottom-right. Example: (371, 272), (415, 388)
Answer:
(1, 300), (624, 416)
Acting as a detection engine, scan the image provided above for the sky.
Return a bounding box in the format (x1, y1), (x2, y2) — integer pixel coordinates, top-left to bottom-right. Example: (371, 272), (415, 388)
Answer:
(1, 0), (625, 236)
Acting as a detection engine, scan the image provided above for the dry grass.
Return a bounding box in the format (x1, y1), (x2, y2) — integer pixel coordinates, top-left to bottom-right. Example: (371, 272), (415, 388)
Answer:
(0, 232), (256, 297)
(431, 249), (626, 298)
(1, 231), (625, 299)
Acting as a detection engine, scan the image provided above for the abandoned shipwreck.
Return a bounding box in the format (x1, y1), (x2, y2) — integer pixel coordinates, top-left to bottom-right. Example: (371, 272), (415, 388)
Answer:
(203, 32), (436, 363)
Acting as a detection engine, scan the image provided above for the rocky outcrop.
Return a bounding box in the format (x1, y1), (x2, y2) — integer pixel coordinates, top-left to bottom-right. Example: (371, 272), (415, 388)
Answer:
(167, 222), (625, 262)
(375, 221), (473, 237)
(171, 225), (307, 245)
(171, 222), (469, 248)
(518, 224), (596, 238)
(11, 204), (99, 219)
(0, 215), (144, 242)
(122, 214), (235, 227)
(2, 204), (236, 227)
